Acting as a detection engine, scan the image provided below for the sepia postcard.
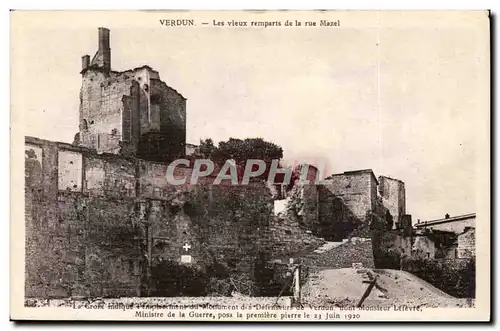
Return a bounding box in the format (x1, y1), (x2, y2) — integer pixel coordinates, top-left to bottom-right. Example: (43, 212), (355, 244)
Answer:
(10, 10), (491, 322)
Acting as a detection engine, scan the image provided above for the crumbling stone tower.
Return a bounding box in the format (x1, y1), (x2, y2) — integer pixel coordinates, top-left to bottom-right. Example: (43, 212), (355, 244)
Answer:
(378, 176), (406, 228)
(322, 169), (379, 222)
(77, 27), (187, 162)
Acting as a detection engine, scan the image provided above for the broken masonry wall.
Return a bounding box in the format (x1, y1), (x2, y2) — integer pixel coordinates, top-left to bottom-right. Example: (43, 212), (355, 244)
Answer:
(82, 197), (142, 297)
(79, 70), (132, 153)
(137, 160), (196, 200)
(55, 194), (142, 298)
(139, 163), (276, 294)
(84, 154), (137, 198)
(287, 181), (363, 242)
(25, 140), (68, 298)
(378, 176), (406, 228)
(31, 138), (412, 297)
(146, 78), (187, 161)
(301, 184), (319, 231)
(262, 215), (325, 262)
(152, 79), (186, 147)
(26, 137), (310, 298)
(322, 171), (378, 222)
(457, 228), (475, 259)
(79, 28), (185, 161)
(25, 138), (144, 298)
(372, 227), (413, 269)
(195, 184), (274, 292)
(261, 182), (326, 261)
(79, 66), (177, 159)
(316, 185), (363, 241)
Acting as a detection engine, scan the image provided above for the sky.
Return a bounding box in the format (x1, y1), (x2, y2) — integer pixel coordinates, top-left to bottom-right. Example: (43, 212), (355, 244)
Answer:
(11, 11), (490, 222)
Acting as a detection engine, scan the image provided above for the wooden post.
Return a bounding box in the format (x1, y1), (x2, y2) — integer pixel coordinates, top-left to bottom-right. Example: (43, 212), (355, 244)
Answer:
(140, 200), (153, 296)
(146, 223), (152, 291)
(292, 265), (301, 307)
(357, 275), (379, 307)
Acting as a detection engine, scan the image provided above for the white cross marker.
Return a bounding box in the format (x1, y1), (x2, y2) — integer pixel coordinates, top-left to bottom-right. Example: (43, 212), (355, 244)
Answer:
(183, 243), (191, 252)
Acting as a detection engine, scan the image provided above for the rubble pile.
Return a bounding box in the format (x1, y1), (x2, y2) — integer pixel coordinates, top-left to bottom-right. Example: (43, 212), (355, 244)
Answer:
(300, 238), (375, 269)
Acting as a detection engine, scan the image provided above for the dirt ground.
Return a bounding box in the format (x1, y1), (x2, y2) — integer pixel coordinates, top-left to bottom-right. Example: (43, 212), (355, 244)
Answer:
(302, 268), (474, 308)
(24, 296), (293, 309)
(24, 268), (473, 310)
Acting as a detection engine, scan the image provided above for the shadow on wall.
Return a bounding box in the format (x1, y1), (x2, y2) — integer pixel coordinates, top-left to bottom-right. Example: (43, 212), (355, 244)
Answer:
(370, 211), (403, 270)
(150, 252), (295, 297)
(25, 148), (43, 188)
(151, 260), (211, 297)
(316, 186), (364, 241)
(136, 128), (186, 163)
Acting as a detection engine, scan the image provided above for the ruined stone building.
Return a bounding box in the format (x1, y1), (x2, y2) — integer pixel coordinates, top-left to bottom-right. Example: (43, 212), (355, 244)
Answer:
(319, 170), (406, 227)
(25, 134), (328, 298)
(25, 27), (425, 299)
(295, 169), (411, 242)
(76, 27), (186, 162)
(322, 170), (380, 221)
(24, 28), (325, 299)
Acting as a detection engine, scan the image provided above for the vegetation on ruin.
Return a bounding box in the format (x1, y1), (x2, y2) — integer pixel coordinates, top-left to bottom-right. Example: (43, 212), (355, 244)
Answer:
(196, 137), (285, 181)
(199, 137), (283, 163)
(401, 256), (475, 298)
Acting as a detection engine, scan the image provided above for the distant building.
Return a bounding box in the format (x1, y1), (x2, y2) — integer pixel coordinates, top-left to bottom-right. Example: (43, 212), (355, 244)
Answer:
(414, 213), (476, 234)
(412, 213), (476, 260)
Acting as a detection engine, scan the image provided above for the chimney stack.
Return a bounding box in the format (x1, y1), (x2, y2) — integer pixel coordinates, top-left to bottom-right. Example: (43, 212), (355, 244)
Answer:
(82, 28), (112, 74)
(81, 55), (90, 71)
(98, 27), (111, 72)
